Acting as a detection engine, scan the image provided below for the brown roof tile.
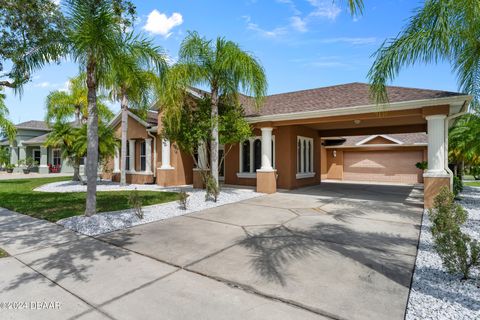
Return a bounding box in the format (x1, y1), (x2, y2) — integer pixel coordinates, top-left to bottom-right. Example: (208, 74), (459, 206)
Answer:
(242, 82), (463, 117)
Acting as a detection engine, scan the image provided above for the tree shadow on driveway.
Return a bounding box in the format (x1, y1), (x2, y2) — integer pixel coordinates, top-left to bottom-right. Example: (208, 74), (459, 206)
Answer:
(238, 223), (417, 288)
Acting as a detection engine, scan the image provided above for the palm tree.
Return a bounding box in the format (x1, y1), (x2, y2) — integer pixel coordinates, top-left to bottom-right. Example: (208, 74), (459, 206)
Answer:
(107, 35), (166, 185)
(46, 74), (114, 125)
(368, 1), (480, 105)
(162, 31), (267, 186)
(44, 122), (82, 181)
(0, 88), (16, 141)
(449, 113), (480, 176)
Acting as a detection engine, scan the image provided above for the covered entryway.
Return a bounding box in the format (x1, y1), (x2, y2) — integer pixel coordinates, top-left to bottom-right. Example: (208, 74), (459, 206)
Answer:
(343, 150), (424, 184)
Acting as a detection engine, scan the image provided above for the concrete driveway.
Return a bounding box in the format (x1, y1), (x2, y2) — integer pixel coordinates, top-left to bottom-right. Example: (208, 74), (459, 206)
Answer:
(0, 182), (423, 320)
(98, 182), (424, 320)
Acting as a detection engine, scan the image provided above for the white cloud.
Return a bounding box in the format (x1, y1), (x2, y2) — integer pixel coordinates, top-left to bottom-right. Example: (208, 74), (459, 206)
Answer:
(290, 16), (307, 32)
(307, 0), (341, 20)
(243, 16), (287, 38)
(143, 10), (183, 38)
(34, 81), (52, 88)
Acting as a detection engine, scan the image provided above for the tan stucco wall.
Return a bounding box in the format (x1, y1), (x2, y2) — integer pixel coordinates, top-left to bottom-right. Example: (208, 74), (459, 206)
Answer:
(223, 125), (320, 189)
(424, 176), (450, 209)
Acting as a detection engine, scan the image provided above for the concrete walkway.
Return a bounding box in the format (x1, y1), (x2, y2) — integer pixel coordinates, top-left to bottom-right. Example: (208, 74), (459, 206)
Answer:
(0, 182), (423, 319)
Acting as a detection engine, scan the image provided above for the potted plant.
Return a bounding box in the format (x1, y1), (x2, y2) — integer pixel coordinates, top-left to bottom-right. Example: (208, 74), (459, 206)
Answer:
(5, 164), (15, 173)
(18, 157), (38, 174)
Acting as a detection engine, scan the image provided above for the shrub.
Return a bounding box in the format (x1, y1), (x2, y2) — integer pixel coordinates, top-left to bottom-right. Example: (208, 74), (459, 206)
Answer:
(128, 188), (144, 219)
(453, 176), (464, 197)
(415, 161), (428, 171)
(429, 187), (480, 279)
(470, 166), (480, 180)
(205, 174), (220, 202)
(178, 189), (189, 210)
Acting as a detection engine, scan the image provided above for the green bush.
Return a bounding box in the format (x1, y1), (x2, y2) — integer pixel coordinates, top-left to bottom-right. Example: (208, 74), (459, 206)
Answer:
(178, 189), (189, 210)
(453, 176), (464, 197)
(205, 174), (220, 202)
(415, 161), (428, 170)
(470, 166), (480, 180)
(128, 188), (144, 219)
(429, 187), (480, 279)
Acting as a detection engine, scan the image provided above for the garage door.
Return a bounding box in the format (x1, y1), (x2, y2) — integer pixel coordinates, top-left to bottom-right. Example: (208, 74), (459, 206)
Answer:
(343, 151), (423, 184)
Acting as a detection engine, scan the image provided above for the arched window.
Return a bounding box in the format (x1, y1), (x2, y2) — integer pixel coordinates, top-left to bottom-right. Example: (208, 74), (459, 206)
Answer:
(297, 140), (301, 173)
(303, 140), (307, 173)
(254, 139), (262, 170)
(242, 140), (250, 173)
(308, 140), (312, 172)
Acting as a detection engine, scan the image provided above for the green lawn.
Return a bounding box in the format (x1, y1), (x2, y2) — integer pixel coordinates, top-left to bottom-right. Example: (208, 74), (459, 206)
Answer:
(0, 177), (178, 222)
(0, 248), (8, 258)
(465, 181), (480, 187)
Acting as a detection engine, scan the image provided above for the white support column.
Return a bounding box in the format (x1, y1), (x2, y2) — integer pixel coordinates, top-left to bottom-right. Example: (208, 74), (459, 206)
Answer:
(259, 127), (274, 171)
(198, 141), (208, 169)
(113, 147), (120, 172)
(10, 146), (18, 165)
(18, 146), (26, 162)
(145, 138), (152, 174)
(38, 146), (49, 174)
(160, 139), (173, 169)
(425, 115), (448, 177)
(128, 139), (136, 172)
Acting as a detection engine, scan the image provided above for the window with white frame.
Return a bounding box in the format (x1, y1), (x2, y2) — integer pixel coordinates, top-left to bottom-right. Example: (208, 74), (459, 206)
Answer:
(140, 141), (146, 171)
(238, 136), (275, 178)
(52, 149), (61, 166)
(33, 149), (41, 165)
(125, 143), (130, 170)
(296, 136), (314, 179)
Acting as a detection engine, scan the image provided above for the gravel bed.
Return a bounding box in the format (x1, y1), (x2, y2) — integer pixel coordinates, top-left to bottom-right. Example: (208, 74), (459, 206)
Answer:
(57, 186), (262, 236)
(34, 180), (185, 193)
(406, 186), (480, 320)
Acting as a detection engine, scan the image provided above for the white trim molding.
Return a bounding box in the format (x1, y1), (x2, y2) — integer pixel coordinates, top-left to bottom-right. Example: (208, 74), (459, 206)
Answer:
(355, 134), (404, 146)
(296, 136), (314, 178)
(296, 172), (316, 179)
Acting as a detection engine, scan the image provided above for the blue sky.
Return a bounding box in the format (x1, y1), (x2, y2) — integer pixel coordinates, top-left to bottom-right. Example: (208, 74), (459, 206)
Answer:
(5, 0), (458, 123)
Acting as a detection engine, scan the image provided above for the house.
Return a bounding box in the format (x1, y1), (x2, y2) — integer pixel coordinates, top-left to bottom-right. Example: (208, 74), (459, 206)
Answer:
(0, 120), (80, 174)
(105, 82), (470, 208)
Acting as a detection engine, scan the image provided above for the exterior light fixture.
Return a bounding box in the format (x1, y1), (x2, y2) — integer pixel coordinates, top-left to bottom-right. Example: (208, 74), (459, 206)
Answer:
(333, 150), (337, 158)
(354, 119), (361, 125)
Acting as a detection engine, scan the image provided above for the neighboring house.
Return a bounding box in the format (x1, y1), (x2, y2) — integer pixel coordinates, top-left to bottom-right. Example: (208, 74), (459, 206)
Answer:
(1, 120), (80, 174)
(105, 82), (470, 208)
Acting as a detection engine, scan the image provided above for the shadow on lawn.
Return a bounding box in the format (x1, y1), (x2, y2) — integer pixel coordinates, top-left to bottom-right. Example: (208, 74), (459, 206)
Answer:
(239, 222), (417, 288)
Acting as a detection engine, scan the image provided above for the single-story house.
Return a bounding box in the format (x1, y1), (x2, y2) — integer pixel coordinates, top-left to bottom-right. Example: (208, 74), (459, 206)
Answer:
(1, 120), (81, 174)
(105, 82), (471, 208)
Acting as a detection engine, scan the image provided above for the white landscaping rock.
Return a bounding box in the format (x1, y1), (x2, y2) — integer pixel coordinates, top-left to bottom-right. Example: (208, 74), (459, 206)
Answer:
(54, 184), (262, 236)
(406, 186), (480, 320)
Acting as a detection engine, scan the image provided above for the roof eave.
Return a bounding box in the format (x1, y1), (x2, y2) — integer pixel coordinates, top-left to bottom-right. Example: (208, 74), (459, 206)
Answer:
(246, 95), (471, 124)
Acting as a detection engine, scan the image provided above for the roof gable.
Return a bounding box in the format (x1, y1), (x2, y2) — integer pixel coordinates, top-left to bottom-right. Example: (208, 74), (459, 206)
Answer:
(356, 135), (404, 146)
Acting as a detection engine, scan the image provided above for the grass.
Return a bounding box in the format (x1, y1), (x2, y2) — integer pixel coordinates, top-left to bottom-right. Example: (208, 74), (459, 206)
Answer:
(0, 176), (179, 222)
(0, 248), (8, 258)
(465, 181), (480, 187)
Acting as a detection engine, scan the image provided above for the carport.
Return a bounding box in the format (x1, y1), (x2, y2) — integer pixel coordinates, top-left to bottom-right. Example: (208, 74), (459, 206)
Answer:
(230, 83), (471, 208)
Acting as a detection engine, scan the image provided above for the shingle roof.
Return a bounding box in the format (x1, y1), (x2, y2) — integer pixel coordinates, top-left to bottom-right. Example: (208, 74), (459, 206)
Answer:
(331, 133), (428, 147)
(22, 133), (50, 145)
(146, 111), (158, 125)
(15, 120), (51, 131)
(242, 82), (464, 117)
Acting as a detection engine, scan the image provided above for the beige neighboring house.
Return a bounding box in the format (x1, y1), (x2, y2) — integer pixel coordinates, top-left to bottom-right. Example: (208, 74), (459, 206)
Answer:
(1, 120), (80, 174)
(103, 82), (471, 208)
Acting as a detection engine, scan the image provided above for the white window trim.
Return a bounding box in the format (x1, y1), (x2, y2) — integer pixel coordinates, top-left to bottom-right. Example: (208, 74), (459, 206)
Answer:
(140, 141), (147, 172)
(238, 135), (275, 177)
(296, 136), (314, 179)
(51, 148), (62, 166)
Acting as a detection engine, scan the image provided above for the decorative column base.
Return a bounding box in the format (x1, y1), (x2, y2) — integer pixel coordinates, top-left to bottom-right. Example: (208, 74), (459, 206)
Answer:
(38, 165), (49, 174)
(424, 173), (451, 209)
(256, 170), (277, 194)
(193, 168), (209, 189)
(157, 168), (176, 187)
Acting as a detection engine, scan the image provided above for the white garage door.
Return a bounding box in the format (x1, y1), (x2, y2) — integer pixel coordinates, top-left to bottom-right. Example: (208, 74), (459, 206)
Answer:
(343, 151), (423, 184)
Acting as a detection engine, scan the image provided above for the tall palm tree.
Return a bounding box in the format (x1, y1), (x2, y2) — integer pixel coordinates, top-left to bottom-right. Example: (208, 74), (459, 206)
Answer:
(46, 74), (114, 125)
(107, 35), (166, 185)
(368, 0), (480, 106)
(0, 88), (15, 141)
(162, 31), (267, 186)
(61, 0), (131, 216)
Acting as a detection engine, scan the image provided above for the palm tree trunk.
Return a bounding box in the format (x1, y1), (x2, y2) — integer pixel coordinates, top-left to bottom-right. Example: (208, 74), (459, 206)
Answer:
(120, 89), (128, 186)
(210, 88), (219, 185)
(85, 59), (98, 217)
(73, 162), (81, 181)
